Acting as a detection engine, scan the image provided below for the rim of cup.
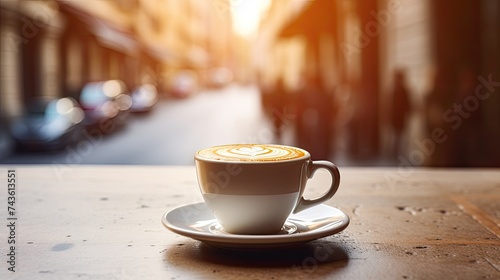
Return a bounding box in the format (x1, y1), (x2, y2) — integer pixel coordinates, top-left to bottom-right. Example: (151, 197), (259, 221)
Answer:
(194, 144), (311, 164)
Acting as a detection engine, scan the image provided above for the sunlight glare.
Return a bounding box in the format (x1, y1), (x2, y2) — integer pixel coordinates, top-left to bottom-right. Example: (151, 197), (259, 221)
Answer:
(231, 0), (270, 37)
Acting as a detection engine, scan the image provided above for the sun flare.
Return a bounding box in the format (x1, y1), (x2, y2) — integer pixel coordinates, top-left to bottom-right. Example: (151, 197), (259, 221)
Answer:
(231, 0), (271, 37)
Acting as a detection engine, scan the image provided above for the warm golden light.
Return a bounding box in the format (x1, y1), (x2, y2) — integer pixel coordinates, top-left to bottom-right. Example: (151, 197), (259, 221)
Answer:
(231, 0), (270, 37)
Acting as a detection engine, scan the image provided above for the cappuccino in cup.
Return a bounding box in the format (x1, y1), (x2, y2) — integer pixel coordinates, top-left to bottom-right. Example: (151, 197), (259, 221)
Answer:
(195, 144), (340, 234)
(197, 144), (306, 162)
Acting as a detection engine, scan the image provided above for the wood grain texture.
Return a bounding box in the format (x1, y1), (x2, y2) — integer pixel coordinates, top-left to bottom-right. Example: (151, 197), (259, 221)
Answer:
(0, 166), (499, 279)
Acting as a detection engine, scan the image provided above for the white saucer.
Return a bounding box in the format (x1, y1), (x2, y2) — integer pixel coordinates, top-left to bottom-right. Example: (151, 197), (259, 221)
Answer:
(162, 202), (350, 249)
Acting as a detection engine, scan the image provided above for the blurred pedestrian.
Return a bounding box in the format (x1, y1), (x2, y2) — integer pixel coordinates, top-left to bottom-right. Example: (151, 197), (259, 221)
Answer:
(295, 72), (336, 160)
(258, 75), (289, 142)
(389, 69), (411, 158)
(271, 77), (288, 140)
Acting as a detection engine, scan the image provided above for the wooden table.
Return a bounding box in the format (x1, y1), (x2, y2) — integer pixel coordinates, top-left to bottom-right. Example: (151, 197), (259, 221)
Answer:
(1, 166), (499, 279)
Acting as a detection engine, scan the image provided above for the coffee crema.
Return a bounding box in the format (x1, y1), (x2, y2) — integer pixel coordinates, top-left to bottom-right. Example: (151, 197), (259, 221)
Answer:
(196, 144), (307, 162)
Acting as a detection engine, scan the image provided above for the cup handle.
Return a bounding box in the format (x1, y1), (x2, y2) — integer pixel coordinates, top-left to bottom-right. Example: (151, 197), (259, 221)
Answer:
(293, 160), (341, 213)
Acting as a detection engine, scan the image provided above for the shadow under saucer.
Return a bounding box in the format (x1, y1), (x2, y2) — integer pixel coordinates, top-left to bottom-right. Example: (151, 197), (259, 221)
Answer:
(165, 238), (350, 269)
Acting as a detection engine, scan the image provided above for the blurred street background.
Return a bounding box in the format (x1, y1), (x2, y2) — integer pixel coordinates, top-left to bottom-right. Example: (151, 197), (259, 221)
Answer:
(2, 85), (284, 165)
(1, 0), (499, 167)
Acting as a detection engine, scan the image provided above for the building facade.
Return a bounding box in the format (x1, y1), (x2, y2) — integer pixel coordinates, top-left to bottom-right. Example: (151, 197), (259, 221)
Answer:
(257, 0), (500, 166)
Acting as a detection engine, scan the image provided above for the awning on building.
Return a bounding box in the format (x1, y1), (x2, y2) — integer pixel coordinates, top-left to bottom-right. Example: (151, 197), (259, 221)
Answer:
(141, 42), (178, 64)
(58, 2), (139, 56)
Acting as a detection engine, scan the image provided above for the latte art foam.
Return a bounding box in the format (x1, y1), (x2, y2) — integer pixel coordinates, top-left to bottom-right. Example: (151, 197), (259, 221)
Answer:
(197, 144), (307, 162)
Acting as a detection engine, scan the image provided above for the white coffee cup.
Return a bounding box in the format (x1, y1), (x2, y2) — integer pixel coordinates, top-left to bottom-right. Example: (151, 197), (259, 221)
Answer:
(194, 144), (341, 234)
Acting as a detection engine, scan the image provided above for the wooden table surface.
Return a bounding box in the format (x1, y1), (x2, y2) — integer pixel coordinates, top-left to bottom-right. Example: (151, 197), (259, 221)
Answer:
(1, 166), (499, 279)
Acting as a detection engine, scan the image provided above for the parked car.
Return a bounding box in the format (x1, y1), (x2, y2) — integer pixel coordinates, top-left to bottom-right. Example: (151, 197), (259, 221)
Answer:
(130, 84), (158, 113)
(166, 70), (198, 98)
(10, 97), (84, 151)
(0, 117), (15, 159)
(79, 80), (132, 131)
